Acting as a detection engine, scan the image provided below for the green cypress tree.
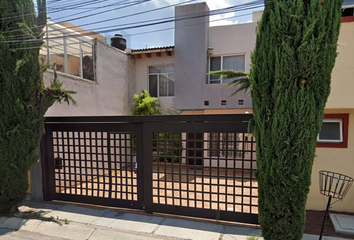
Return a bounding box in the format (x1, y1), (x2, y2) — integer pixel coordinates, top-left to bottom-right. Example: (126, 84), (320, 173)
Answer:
(249, 0), (343, 239)
(0, 0), (75, 213)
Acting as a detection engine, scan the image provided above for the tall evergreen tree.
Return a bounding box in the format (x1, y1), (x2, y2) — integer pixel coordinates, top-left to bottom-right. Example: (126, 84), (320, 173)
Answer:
(249, 0), (343, 239)
(0, 0), (75, 213)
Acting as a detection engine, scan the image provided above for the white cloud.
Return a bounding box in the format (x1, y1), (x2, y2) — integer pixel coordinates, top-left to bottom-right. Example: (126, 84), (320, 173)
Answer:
(152, 0), (248, 26)
(210, 14), (238, 26)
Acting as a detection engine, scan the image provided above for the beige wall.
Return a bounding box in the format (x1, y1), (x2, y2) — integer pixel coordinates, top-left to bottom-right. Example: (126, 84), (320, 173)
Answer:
(134, 52), (175, 111)
(306, 22), (354, 212)
(326, 22), (354, 109)
(45, 40), (135, 116)
(209, 22), (257, 73)
(306, 108), (354, 212)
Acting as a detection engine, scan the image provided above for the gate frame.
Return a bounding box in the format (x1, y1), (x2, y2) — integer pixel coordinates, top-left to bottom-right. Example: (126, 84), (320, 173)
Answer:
(40, 114), (257, 223)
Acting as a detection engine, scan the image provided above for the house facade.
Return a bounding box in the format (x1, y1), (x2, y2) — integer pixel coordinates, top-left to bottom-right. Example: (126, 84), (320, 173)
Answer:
(129, 2), (256, 115)
(129, 2), (354, 213)
(39, 2), (354, 213)
(41, 22), (135, 116)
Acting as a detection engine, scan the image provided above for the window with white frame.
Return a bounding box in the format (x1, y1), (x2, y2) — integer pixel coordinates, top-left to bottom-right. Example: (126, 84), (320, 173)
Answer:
(209, 55), (245, 84)
(317, 119), (343, 143)
(39, 24), (95, 81)
(149, 65), (174, 97)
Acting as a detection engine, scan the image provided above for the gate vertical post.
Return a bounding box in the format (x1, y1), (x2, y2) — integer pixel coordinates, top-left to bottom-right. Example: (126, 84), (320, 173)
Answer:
(41, 124), (55, 201)
(141, 123), (153, 213)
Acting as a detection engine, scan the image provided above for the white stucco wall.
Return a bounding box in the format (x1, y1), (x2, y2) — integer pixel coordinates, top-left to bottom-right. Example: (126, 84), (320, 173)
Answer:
(44, 40), (135, 116)
(134, 52), (175, 111)
(209, 22), (256, 70)
(205, 22), (257, 110)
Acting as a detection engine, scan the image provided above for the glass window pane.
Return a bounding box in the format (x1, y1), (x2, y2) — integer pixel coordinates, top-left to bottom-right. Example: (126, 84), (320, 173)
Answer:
(48, 30), (65, 73)
(81, 41), (94, 81)
(223, 55), (245, 71)
(222, 55), (245, 84)
(319, 121), (341, 141)
(149, 66), (161, 73)
(159, 74), (168, 97)
(149, 75), (158, 97)
(210, 57), (221, 82)
(149, 65), (174, 97)
(168, 73), (174, 96)
(39, 43), (48, 63)
(66, 37), (81, 77)
(158, 65), (174, 73)
(149, 65), (174, 73)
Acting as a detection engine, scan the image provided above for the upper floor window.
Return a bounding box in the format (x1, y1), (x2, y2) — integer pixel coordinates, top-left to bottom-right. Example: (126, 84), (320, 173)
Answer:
(40, 24), (95, 81)
(317, 114), (349, 148)
(208, 55), (245, 84)
(149, 65), (174, 97)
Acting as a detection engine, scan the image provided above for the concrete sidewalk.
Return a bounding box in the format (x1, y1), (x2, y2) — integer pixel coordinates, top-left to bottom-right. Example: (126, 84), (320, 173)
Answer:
(0, 201), (347, 240)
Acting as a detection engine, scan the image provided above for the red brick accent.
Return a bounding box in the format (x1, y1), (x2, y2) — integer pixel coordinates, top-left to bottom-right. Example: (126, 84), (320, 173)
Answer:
(342, 16), (354, 23)
(316, 114), (349, 148)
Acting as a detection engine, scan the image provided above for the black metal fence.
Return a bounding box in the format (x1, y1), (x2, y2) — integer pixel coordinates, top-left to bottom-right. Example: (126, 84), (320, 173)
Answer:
(41, 115), (258, 224)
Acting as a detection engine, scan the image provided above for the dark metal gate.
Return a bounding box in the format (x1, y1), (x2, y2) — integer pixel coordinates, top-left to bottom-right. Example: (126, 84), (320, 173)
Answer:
(41, 115), (258, 224)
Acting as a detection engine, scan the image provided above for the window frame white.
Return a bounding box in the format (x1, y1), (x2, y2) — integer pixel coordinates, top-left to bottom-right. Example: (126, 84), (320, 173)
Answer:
(44, 23), (95, 81)
(317, 118), (343, 143)
(208, 54), (246, 84)
(148, 65), (175, 98)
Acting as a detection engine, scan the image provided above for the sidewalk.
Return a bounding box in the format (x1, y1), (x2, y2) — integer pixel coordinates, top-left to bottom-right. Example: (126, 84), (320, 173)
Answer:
(0, 201), (346, 240)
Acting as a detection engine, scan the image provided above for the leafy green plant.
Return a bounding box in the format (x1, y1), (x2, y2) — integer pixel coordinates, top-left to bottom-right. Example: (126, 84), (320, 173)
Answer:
(156, 133), (181, 163)
(208, 70), (250, 96)
(132, 90), (161, 115)
(247, 234), (261, 240)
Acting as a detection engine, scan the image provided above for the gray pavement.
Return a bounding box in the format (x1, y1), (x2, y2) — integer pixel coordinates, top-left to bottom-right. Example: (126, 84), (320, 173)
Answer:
(0, 201), (350, 240)
(330, 213), (354, 236)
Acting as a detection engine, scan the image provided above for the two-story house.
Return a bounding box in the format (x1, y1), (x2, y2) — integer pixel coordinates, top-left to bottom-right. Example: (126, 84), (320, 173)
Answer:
(41, 22), (135, 116)
(40, 1), (354, 213)
(128, 1), (354, 213)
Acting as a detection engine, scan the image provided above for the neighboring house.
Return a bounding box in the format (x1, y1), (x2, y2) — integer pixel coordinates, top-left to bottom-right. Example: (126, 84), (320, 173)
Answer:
(41, 21), (134, 116)
(128, 1), (354, 213)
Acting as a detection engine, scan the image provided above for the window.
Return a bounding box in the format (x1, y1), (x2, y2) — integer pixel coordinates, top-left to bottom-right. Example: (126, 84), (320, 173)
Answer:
(342, 7), (354, 17)
(209, 133), (242, 158)
(40, 24), (95, 81)
(317, 114), (349, 148)
(149, 65), (174, 97)
(208, 55), (245, 84)
(342, 0), (354, 21)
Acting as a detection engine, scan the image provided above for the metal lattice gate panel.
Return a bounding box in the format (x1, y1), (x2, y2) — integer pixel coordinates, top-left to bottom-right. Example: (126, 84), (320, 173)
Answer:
(42, 123), (143, 209)
(145, 122), (258, 223)
(42, 115), (257, 224)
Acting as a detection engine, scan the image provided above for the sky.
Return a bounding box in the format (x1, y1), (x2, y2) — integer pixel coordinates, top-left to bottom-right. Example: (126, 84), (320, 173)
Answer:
(45, 0), (264, 49)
